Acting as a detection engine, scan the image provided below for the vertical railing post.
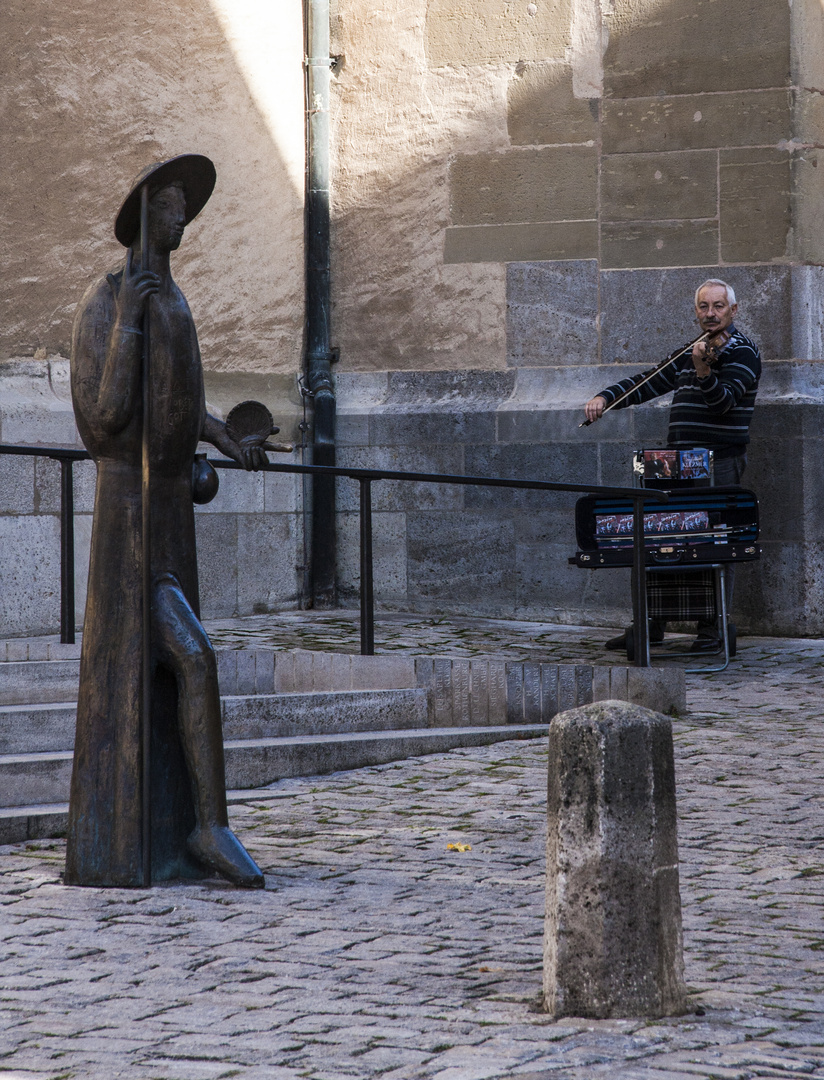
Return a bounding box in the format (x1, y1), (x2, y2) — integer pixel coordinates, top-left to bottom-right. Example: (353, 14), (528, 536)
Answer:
(359, 477), (375, 655)
(59, 457), (76, 645)
(631, 496), (650, 667)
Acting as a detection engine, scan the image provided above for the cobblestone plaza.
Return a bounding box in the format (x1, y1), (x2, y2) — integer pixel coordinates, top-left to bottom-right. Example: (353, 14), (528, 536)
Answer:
(2, 622), (824, 1079)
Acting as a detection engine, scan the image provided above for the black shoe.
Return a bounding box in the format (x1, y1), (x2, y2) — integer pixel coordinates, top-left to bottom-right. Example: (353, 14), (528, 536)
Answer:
(605, 623), (664, 650)
(689, 636), (723, 654)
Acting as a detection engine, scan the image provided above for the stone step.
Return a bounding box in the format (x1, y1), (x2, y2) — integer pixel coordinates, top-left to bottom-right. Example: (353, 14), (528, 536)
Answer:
(221, 724), (546, 789)
(221, 689), (429, 740)
(0, 723), (547, 844)
(0, 650), (687, 722)
(0, 689), (430, 756)
(0, 750), (74, 809)
(0, 660), (81, 705)
(0, 702), (77, 754)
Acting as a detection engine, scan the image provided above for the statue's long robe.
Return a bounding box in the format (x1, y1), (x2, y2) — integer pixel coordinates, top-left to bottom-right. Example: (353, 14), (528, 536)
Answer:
(66, 269), (208, 887)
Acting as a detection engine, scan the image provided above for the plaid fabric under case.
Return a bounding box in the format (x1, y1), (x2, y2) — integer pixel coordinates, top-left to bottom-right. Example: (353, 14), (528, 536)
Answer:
(646, 569), (716, 621)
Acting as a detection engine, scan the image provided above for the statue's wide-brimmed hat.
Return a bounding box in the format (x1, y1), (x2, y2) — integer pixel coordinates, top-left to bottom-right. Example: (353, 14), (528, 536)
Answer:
(114, 154), (217, 247)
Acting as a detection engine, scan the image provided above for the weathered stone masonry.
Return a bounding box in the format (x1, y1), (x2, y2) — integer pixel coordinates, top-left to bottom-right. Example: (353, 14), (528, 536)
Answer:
(2, 0), (824, 637)
(330, 0), (824, 636)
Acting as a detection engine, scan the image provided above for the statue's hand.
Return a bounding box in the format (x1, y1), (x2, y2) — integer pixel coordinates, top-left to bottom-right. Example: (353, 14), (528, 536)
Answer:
(114, 248), (161, 328)
(203, 414), (269, 471)
(231, 440), (269, 472)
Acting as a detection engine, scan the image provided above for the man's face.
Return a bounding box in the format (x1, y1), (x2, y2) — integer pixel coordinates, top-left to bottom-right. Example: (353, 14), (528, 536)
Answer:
(149, 184), (187, 252)
(695, 285), (737, 336)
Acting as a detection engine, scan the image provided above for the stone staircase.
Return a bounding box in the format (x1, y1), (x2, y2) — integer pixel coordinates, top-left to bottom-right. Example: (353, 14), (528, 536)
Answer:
(0, 638), (685, 845)
(0, 643), (577, 845)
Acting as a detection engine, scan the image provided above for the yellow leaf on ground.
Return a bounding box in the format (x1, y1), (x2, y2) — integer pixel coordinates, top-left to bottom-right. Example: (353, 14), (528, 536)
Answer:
(446, 842), (472, 852)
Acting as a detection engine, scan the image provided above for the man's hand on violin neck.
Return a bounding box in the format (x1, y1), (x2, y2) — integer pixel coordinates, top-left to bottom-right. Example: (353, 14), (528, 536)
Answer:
(691, 340), (711, 377)
(692, 328), (729, 377)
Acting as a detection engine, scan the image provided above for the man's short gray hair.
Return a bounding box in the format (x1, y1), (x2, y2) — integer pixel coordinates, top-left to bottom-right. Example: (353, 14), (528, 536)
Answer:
(695, 278), (736, 306)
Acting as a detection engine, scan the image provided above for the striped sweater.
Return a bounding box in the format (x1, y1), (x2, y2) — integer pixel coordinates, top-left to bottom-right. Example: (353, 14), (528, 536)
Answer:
(597, 325), (761, 457)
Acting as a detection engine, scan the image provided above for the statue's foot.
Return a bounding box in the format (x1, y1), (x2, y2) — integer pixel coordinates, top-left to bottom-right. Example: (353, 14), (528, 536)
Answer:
(187, 824), (265, 888)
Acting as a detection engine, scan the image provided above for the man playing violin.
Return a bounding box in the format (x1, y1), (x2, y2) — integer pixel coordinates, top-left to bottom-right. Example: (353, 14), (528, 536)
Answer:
(584, 279), (761, 652)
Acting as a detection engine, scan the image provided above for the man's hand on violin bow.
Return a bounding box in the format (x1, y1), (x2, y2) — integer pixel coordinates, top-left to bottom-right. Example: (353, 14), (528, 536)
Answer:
(584, 396), (607, 423)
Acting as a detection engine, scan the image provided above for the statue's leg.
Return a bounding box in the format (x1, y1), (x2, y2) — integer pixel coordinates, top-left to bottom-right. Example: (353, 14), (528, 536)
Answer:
(153, 574), (264, 888)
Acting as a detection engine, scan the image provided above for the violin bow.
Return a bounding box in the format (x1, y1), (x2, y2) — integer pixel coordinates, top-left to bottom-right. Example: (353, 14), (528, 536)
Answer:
(580, 331), (711, 428)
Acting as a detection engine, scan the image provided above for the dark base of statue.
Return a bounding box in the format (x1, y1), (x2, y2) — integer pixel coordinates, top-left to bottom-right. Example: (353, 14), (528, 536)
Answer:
(65, 668), (263, 889)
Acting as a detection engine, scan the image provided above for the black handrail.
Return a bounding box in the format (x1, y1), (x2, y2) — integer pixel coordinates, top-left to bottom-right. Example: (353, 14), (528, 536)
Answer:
(0, 443), (668, 664)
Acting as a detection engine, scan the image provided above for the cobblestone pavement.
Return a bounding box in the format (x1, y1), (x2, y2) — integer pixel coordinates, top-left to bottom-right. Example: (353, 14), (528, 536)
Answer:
(3, 629), (824, 1079)
(204, 609), (621, 663)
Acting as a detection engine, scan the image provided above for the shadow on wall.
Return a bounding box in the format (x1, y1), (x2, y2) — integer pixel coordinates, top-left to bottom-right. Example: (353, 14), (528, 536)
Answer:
(328, 0), (811, 372)
(0, 0), (304, 374)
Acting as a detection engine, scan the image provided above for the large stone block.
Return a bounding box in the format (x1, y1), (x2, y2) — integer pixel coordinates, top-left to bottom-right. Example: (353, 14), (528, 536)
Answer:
(603, 0), (790, 99)
(599, 266), (792, 367)
(602, 90), (791, 155)
(29, 456), (95, 516)
(544, 699), (687, 1018)
(506, 260), (599, 367)
(601, 220), (718, 271)
(734, 541), (805, 635)
(449, 147), (597, 227)
(791, 148), (824, 266)
(464, 443), (599, 510)
(444, 222), (598, 265)
(196, 466), (265, 515)
(368, 409), (495, 447)
(792, 0), (824, 91)
(335, 412), (370, 448)
(426, 0), (571, 67)
(263, 469), (299, 514)
(195, 513), (239, 618)
(744, 433), (803, 543)
(0, 402), (80, 447)
(407, 511), (516, 616)
(0, 515), (61, 637)
(720, 148), (791, 264)
(384, 369), (516, 405)
(791, 266), (824, 362)
(336, 511), (408, 605)
(0, 454), (35, 514)
(601, 151), (717, 222)
(236, 512), (300, 613)
(73, 514), (92, 630)
(795, 88), (824, 150)
(508, 63), (598, 147)
(496, 406), (630, 448)
(335, 445), (464, 513)
(515, 539), (632, 627)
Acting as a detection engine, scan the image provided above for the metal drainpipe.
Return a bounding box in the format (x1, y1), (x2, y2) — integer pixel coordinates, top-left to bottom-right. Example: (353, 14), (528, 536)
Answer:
(304, 0), (337, 608)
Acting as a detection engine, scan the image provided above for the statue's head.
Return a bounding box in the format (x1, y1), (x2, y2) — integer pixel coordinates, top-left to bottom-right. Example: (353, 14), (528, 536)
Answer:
(114, 154), (216, 248)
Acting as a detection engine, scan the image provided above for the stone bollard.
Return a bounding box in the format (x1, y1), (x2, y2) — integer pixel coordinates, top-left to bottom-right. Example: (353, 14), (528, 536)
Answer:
(544, 699), (687, 1019)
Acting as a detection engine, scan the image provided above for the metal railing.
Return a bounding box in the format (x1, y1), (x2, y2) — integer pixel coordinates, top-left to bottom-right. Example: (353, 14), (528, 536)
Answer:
(0, 444), (668, 665)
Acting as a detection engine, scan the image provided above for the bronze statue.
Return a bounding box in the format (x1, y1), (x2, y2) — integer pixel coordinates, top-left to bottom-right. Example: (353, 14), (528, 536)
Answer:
(66, 155), (268, 888)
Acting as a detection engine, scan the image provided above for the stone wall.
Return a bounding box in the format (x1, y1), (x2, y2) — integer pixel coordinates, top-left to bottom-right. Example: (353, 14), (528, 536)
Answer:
(0, 360), (305, 638)
(0, 0), (305, 375)
(330, 0), (824, 372)
(325, 0), (824, 636)
(334, 361), (824, 638)
(2, 0), (824, 638)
